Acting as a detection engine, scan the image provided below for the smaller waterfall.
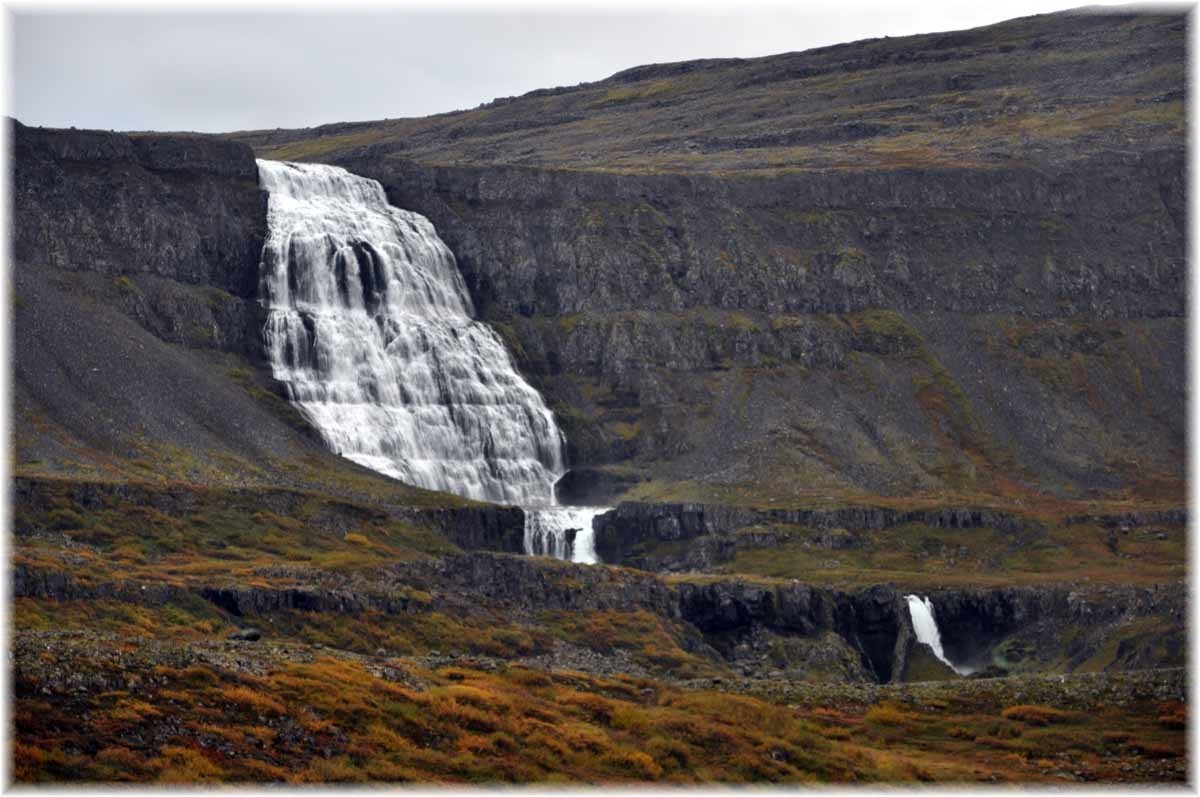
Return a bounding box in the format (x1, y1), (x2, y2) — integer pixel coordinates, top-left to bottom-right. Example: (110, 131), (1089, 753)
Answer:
(905, 595), (972, 676)
(524, 507), (607, 565)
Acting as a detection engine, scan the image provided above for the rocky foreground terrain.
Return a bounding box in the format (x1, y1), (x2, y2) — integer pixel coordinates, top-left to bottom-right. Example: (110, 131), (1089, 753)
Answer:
(10, 6), (1188, 785)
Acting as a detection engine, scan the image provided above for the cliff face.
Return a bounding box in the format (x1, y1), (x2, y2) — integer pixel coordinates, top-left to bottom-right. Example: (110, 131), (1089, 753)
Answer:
(18, 546), (1179, 684)
(14, 121), (266, 298)
(221, 9), (1185, 509)
(24, 14), (1185, 512)
(14, 121), (269, 359)
(323, 152), (1185, 505)
(348, 154), (1184, 322)
(591, 500), (1046, 570)
(10, 121), (498, 521)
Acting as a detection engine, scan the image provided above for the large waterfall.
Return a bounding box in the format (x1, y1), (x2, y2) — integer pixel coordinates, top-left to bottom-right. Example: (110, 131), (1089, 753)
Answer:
(905, 595), (972, 676)
(256, 160), (601, 549)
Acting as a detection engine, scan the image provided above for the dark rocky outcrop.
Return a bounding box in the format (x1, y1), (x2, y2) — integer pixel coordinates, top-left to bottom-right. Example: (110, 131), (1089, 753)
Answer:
(13, 120), (269, 358)
(396, 552), (679, 617)
(1063, 509), (1188, 528)
(924, 582), (1187, 674)
(385, 554), (1185, 684)
(676, 580), (907, 682)
(592, 500), (1045, 570)
(555, 468), (646, 505)
(14, 545), (1185, 685)
(406, 506), (526, 554)
(13, 120), (267, 300)
(11, 562), (425, 618)
(197, 585), (421, 618)
(348, 153), (1184, 322)
(314, 147), (1186, 505)
(670, 576), (1186, 683)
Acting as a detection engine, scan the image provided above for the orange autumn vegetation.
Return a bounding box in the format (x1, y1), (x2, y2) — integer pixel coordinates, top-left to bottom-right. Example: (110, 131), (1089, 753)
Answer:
(14, 656), (1186, 784)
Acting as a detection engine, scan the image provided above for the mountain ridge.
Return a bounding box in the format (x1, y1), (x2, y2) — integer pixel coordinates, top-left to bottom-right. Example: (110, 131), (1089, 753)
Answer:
(227, 7), (1185, 175)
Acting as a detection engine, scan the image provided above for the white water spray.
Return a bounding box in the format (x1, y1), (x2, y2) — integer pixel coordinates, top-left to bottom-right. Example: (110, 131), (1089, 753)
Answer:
(256, 160), (606, 559)
(905, 595), (972, 676)
(525, 506), (605, 565)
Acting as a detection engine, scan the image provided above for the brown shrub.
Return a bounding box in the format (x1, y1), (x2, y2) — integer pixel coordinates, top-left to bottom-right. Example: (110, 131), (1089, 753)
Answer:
(507, 668), (553, 688)
(425, 694), (500, 734)
(96, 746), (144, 771)
(362, 759), (424, 782)
(1155, 700), (1186, 730)
(1102, 731), (1134, 746)
(556, 721), (614, 755)
(108, 698), (162, 724)
(220, 685), (286, 717)
(442, 684), (513, 715)
(1000, 704), (1072, 726)
(644, 737), (692, 771)
(600, 749), (664, 780)
(561, 691), (615, 725)
(865, 703), (916, 726)
(232, 759), (292, 782)
(1131, 740), (1183, 759)
(153, 745), (224, 782)
(298, 757), (368, 783)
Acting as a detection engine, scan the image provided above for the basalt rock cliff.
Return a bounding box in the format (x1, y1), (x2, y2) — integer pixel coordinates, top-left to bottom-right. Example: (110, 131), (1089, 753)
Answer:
(9, 8), (1187, 703)
(228, 9), (1188, 509)
(11, 120), (516, 530)
(10, 9), (1190, 784)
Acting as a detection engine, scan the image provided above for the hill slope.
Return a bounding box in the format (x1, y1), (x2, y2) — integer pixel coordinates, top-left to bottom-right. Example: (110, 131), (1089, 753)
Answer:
(225, 8), (1186, 515)
(232, 8), (1184, 174)
(9, 7), (1188, 784)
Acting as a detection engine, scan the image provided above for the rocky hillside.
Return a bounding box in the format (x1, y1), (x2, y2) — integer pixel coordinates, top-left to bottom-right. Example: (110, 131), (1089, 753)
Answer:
(225, 9), (1186, 511)
(234, 10), (1184, 174)
(9, 7), (1188, 784)
(11, 120), (496, 514)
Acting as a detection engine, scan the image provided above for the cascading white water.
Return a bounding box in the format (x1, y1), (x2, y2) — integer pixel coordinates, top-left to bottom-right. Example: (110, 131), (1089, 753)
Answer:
(524, 506), (605, 565)
(256, 159), (607, 559)
(905, 595), (972, 676)
(257, 159), (564, 505)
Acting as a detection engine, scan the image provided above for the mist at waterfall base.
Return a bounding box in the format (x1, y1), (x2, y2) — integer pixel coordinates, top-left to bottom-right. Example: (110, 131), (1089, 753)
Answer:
(256, 160), (604, 564)
(905, 595), (974, 676)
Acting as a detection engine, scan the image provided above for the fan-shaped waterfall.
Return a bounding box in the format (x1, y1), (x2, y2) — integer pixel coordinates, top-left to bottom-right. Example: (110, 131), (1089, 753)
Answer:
(256, 159), (604, 561)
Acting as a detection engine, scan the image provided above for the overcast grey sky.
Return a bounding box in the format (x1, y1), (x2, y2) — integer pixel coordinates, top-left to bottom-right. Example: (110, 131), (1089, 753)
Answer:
(12, 1), (1136, 134)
